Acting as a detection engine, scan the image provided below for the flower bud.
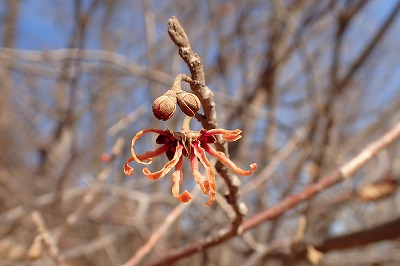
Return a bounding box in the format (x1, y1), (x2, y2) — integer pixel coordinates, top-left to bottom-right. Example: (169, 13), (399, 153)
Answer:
(152, 91), (177, 121)
(176, 92), (200, 117)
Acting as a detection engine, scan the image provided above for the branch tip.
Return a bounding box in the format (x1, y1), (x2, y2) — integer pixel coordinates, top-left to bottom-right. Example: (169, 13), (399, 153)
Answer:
(168, 16), (190, 48)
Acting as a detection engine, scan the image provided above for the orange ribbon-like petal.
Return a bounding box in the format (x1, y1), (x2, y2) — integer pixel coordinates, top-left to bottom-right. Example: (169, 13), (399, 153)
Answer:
(130, 128), (169, 165)
(203, 143), (257, 175)
(192, 141), (216, 206)
(172, 156), (192, 203)
(205, 129), (242, 141)
(143, 143), (184, 181)
(189, 149), (210, 194)
(123, 157), (135, 176)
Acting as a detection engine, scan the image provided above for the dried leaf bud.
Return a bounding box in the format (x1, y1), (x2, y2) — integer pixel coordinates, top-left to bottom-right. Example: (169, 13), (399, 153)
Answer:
(152, 91), (177, 121)
(177, 92), (200, 117)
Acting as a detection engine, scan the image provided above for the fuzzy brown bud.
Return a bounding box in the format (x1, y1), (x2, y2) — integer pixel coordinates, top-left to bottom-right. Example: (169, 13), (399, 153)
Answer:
(152, 91), (177, 121)
(176, 92), (200, 117)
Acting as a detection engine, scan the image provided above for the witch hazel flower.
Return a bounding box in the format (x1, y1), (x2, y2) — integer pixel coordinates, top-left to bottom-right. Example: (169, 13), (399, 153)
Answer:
(124, 127), (257, 206)
(124, 74), (256, 206)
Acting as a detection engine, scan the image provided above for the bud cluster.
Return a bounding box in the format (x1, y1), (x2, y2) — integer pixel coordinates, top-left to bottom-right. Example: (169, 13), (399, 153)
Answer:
(152, 81), (201, 121)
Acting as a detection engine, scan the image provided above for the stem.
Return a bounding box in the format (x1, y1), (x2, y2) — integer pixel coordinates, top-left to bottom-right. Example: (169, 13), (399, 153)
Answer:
(172, 74), (184, 92)
(172, 74), (196, 92)
(182, 116), (192, 131)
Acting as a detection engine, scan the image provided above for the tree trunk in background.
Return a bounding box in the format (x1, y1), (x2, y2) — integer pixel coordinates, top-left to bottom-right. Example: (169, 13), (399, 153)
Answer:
(0, 0), (20, 168)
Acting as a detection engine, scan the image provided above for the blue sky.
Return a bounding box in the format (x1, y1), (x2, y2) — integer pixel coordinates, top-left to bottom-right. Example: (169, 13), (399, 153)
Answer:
(14, 0), (400, 49)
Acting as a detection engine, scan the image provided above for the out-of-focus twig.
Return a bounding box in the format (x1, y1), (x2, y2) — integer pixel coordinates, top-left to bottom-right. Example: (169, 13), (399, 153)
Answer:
(122, 187), (200, 266)
(30, 211), (65, 266)
(106, 106), (146, 136)
(243, 120), (400, 231)
(0, 48), (172, 85)
(242, 127), (305, 194)
(55, 137), (124, 242)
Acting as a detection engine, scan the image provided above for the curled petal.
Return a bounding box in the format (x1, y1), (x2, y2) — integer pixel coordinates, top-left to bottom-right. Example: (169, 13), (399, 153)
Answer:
(136, 144), (170, 162)
(190, 150), (210, 194)
(192, 141), (216, 206)
(205, 129), (242, 141)
(143, 144), (184, 181)
(176, 190), (192, 203)
(124, 157), (135, 176)
(130, 128), (169, 165)
(203, 143), (257, 175)
(172, 156), (193, 203)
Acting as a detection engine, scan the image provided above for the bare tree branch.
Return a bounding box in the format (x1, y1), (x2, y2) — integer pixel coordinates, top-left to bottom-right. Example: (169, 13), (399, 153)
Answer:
(167, 16), (247, 230)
